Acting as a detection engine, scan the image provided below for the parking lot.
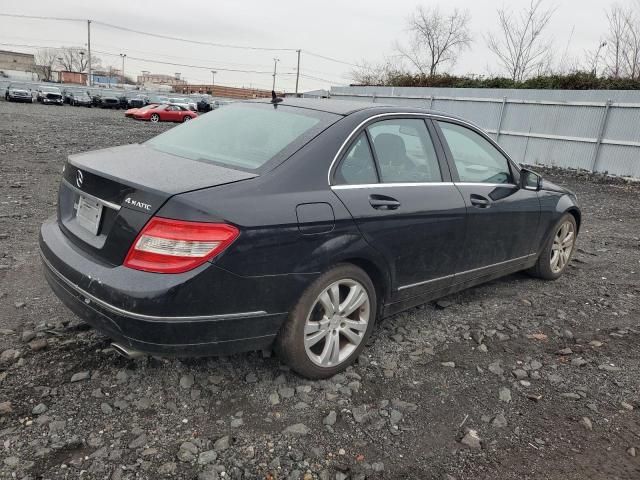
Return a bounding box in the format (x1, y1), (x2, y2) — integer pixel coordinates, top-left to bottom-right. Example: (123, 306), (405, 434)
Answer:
(0, 100), (639, 479)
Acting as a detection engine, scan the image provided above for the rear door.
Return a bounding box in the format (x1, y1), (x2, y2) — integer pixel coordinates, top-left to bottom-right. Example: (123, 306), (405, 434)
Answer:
(434, 120), (540, 274)
(332, 117), (467, 300)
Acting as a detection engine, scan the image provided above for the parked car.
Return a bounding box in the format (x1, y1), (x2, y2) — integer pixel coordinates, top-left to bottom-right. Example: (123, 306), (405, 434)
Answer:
(195, 95), (214, 112)
(127, 94), (149, 108)
(169, 97), (197, 111)
(133, 104), (197, 122)
(149, 95), (170, 105)
(125, 103), (157, 118)
(68, 91), (93, 107)
(36, 86), (63, 105)
(98, 93), (122, 109)
(39, 99), (581, 379)
(5, 83), (34, 103)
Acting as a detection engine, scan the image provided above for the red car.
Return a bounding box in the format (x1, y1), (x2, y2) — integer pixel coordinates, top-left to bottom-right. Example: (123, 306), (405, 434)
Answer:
(125, 104), (158, 118)
(134, 104), (198, 123)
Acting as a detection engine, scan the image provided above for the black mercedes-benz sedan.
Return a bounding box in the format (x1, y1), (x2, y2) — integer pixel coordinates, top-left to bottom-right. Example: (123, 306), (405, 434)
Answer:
(40, 98), (581, 378)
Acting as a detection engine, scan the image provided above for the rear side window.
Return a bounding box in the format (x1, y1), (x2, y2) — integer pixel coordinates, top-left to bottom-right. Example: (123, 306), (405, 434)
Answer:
(335, 133), (378, 185)
(367, 119), (442, 183)
(438, 122), (512, 184)
(147, 103), (338, 171)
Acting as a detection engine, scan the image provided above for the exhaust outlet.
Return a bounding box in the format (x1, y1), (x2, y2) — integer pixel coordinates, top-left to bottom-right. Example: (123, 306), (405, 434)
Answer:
(111, 343), (145, 359)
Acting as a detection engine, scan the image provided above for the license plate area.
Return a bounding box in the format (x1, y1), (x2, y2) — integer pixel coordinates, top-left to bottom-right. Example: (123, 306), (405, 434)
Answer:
(75, 195), (103, 235)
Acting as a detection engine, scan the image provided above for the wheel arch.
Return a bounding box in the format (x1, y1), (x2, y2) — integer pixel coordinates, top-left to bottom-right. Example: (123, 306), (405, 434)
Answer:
(566, 206), (581, 233)
(339, 256), (390, 317)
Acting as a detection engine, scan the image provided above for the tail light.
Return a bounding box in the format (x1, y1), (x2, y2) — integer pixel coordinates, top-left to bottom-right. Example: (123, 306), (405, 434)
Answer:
(124, 217), (239, 274)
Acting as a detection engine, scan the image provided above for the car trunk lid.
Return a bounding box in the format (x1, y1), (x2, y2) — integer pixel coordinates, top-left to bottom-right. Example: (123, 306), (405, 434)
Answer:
(58, 143), (256, 265)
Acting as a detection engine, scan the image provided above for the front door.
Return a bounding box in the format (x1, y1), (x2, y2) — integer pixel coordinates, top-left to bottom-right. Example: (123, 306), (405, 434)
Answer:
(435, 120), (540, 274)
(332, 117), (467, 301)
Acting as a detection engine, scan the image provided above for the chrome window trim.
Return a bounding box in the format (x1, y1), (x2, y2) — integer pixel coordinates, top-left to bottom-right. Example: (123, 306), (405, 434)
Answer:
(41, 252), (269, 323)
(397, 253), (537, 291)
(62, 178), (122, 211)
(331, 182), (454, 190)
(327, 112), (520, 186)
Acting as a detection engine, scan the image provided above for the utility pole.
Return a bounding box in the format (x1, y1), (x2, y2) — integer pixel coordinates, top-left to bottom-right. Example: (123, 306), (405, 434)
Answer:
(295, 49), (301, 96)
(120, 53), (126, 85)
(272, 58), (280, 92)
(211, 70), (216, 95)
(87, 20), (92, 86)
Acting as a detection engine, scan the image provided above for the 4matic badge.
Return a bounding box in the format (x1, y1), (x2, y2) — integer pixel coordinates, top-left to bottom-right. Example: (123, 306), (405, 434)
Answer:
(124, 197), (152, 211)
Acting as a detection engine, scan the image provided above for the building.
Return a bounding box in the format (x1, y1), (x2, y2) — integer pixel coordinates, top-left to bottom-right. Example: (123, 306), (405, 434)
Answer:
(0, 50), (36, 77)
(58, 71), (87, 85)
(173, 84), (274, 100)
(137, 71), (187, 88)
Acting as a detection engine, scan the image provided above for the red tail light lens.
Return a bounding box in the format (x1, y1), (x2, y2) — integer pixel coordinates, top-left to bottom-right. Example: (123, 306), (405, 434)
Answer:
(124, 217), (239, 274)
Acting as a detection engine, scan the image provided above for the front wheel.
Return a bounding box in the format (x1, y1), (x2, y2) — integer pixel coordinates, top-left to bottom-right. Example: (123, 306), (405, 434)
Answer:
(528, 213), (577, 280)
(150, 113), (160, 123)
(182, 116), (192, 123)
(276, 264), (376, 379)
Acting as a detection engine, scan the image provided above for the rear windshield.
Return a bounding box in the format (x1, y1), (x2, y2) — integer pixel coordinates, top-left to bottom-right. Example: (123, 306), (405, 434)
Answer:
(146, 102), (339, 171)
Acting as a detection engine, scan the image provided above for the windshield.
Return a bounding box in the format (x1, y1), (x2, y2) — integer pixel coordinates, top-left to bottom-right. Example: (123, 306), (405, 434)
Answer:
(169, 98), (189, 103)
(41, 87), (61, 93)
(10, 84), (29, 90)
(146, 103), (338, 171)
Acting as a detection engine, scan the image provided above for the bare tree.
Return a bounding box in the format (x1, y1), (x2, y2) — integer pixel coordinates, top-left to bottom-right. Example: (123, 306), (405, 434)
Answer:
(34, 48), (58, 82)
(622, 12), (640, 79)
(486, 0), (556, 81)
(396, 6), (472, 76)
(57, 47), (91, 72)
(604, 4), (631, 77)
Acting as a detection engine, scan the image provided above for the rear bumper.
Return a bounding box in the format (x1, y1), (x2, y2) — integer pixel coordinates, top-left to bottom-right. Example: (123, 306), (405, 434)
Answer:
(40, 216), (290, 356)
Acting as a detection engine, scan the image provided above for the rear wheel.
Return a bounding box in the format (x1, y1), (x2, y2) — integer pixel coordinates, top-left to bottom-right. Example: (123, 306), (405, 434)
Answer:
(150, 113), (160, 123)
(528, 213), (577, 280)
(276, 264), (376, 379)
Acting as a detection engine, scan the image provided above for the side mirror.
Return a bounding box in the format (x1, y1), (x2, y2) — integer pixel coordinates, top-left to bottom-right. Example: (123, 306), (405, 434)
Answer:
(520, 168), (542, 191)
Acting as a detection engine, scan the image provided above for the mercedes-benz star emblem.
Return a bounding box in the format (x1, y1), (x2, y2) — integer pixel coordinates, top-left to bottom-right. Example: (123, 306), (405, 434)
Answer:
(76, 170), (84, 188)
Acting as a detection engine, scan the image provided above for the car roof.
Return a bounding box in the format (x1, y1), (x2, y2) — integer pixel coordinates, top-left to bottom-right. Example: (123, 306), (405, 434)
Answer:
(247, 97), (464, 121)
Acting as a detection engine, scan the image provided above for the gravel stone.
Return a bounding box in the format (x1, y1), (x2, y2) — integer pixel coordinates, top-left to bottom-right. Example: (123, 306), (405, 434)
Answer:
(198, 450), (218, 465)
(283, 423), (311, 435)
(323, 410), (337, 426)
(31, 403), (47, 415)
(214, 436), (230, 451)
(499, 387), (512, 403)
(179, 374), (195, 389)
(70, 371), (90, 382)
(461, 429), (482, 449)
(492, 413), (508, 428)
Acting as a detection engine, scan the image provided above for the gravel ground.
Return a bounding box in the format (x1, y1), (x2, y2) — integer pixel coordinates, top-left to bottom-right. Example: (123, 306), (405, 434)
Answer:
(0, 100), (639, 480)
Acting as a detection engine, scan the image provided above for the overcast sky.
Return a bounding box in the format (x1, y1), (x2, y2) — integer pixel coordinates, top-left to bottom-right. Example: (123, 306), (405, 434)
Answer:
(0, 0), (620, 92)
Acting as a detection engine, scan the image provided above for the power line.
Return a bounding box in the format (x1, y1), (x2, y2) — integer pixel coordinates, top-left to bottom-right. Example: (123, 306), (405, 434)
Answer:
(305, 50), (359, 67)
(0, 13), (82, 22)
(0, 13), (358, 66)
(92, 20), (296, 52)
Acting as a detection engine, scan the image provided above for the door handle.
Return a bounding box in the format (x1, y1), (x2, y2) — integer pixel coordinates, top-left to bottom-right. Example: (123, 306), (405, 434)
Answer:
(470, 194), (491, 208)
(369, 194), (401, 210)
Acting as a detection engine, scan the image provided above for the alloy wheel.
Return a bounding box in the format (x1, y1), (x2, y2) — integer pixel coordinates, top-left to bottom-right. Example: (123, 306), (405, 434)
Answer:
(550, 221), (575, 273)
(304, 279), (370, 367)
(150, 114), (159, 123)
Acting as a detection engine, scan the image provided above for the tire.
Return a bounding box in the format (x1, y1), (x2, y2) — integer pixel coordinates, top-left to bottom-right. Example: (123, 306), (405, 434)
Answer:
(528, 213), (577, 280)
(275, 264), (377, 379)
(182, 116), (192, 123)
(150, 113), (160, 123)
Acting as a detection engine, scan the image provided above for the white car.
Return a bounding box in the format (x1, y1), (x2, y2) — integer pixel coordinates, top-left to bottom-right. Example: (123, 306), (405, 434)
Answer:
(168, 97), (197, 111)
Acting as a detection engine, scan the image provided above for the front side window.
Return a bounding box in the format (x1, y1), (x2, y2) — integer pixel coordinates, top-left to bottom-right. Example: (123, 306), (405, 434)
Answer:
(335, 133), (378, 185)
(438, 122), (512, 184)
(367, 119), (442, 183)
